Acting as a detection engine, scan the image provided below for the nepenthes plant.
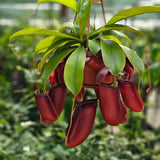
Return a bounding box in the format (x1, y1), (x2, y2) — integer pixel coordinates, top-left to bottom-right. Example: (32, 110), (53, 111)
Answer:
(9, 0), (160, 147)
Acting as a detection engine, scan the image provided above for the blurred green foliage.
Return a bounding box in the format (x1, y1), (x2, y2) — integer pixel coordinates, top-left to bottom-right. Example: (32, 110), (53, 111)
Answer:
(1, 14), (160, 160)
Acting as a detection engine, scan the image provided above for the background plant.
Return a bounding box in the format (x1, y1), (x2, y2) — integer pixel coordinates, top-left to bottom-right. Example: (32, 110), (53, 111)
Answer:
(1, 0), (160, 159)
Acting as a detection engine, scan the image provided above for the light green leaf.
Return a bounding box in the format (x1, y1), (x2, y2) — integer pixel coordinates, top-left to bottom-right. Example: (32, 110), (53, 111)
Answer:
(88, 40), (101, 55)
(38, 39), (72, 72)
(107, 6), (160, 25)
(64, 46), (86, 96)
(37, 0), (77, 12)
(90, 24), (142, 38)
(34, 36), (56, 54)
(9, 28), (79, 58)
(10, 28), (79, 41)
(120, 45), (145, 75)
(109, 30), (134, 49)
(41, 47), (74, 84)
(103, 35), (122, 45)
(100, 39), (125, 75)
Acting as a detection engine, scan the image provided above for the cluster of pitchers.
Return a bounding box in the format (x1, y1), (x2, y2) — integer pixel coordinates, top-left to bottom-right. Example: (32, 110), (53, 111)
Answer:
(34, 51), (144, 147)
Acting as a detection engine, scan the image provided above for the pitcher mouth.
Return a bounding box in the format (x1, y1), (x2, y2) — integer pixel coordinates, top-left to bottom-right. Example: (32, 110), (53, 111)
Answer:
(78, 99), (97, 110)
(117, 79), (132, 85)
(34, 92), (47, 97)
(100, 83), (118, 89)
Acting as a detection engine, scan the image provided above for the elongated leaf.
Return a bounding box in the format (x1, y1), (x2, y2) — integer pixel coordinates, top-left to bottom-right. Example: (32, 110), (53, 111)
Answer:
(34, 36), (56, 54)
(41, 47), (74, 84)
(110, 30), (129, 39)
(10, 28), (79, 41)
(90, 24), (142, 38)
(88, 40), (101, 55)
(120, 45), (144, 75)
(9, 28), (79, 58)
(38, 39), (71, 72)
(107, 6), (160, 25)
(103, 35), (122, 45)
(100, 39), (125, 75)
(109, 30), (134, 48)
(75, 0), (91, 37)
(64, 46), (86, 96)
(37, 0), (77, 12)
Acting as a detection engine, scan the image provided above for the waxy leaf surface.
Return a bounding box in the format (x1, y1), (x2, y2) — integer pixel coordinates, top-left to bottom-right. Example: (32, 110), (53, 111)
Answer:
(41, 47), (74, 84)
(10, 28), (79, 42)
(101, 39), (125, 75)
(9, 28), (79, 57)
(107, 6), (160, 25)
(64, 46), (86, 96)
(120, 45), (144, 75)
(35, 36), (59, 54)
(38, 38), (71, 72)
(90, 24), (142, 39)
(88, 40), (101, 55)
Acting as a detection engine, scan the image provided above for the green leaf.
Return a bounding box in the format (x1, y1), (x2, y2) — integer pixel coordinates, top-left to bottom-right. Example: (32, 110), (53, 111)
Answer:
(109, 30), (134, 49)
(75, 0), (91, 38)
(38, 38), (72, 72)
(34, 36), (56, 54)
(37, 0), (77, 12)
(107, 6), (160, 25)
(10, 28), (79, 41)
(100, 39), (125, 75)
(120, 45), (145, 75)
(64, 46), (86, 96)
(88, 40), (101, 55)
(90, 24), (142, 39)
(41, 48), (74, 84)
(102, 35), (122, 45)
(9, 28), (79, 58)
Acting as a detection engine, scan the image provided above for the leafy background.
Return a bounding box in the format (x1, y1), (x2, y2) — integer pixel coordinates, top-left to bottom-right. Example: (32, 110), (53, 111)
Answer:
(1, 0), (160, 159)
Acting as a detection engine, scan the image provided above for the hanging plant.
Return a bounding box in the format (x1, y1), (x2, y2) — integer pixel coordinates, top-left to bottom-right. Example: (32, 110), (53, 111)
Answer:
(9, 0), (160, 147)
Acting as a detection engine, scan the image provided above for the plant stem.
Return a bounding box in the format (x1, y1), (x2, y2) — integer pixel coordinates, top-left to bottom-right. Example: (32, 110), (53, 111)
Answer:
(32, 54), (40, 93)
(73, 12), (77, 24)
(86, 14), (91, 50)
(101, 0), (106, 24)
(80, 20), (83, 40)
(144, 47), (151, 93)
(113, 76), (117, 87)
(65, 97), (75, 145)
